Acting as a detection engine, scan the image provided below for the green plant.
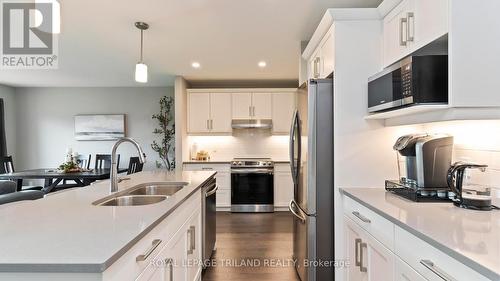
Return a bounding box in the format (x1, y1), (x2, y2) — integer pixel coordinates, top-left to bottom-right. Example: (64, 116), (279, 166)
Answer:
(151, 96), (175, 170)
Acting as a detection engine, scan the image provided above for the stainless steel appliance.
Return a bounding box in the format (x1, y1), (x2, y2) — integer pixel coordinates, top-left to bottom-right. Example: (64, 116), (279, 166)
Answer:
(368, 55), (448, 113)
(386, 134), (454, 202)
(289, 79), (334, 281)
(202, 177), (217, 266)
(231, 158), (274, 212)
(447, 162), (499, 211)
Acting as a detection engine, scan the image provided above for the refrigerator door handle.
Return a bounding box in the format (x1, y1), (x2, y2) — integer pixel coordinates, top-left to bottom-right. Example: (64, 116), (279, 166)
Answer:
(289, 200), (306, 223)
(289, 110), (297, 184)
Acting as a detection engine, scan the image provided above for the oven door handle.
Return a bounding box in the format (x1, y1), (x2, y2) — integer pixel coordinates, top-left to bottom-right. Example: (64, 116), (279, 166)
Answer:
(231, 169), (274, 174)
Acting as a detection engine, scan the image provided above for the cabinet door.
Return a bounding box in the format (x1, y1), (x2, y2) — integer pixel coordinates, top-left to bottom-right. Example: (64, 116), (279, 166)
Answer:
(319, 28), (334, 78)
(274, 171), (294, 207)
(364, 231), (395, 281)
(272, 93), (296, 134)
(344, 217), (367, 281)
(308, 50), (321, 79)
(395, 257), (427, 281)
(186, 210), (202, 281)
(411, 0), (448, 50)
(188, 93), (210, 133)
(138, 225), (187, 281)
(252, 93), (272, 119)
(232, 93), (252, 119)
(210, 93), (232, 133)
(383, 0), (411, 67)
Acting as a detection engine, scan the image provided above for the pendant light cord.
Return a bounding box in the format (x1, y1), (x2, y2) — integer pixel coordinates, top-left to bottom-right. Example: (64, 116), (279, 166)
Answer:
(140, 30), (144, 62)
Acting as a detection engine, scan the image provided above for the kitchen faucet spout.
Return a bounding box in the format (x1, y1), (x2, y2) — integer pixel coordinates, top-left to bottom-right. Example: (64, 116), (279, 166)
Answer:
(110, 137), (146, 193)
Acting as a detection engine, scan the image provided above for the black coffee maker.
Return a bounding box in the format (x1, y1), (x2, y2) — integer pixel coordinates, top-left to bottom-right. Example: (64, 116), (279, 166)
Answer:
(447, 162), (498, 211)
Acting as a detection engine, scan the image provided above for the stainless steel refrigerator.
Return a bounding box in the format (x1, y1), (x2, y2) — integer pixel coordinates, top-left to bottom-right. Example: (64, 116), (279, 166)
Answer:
(289, 78), (334, 281)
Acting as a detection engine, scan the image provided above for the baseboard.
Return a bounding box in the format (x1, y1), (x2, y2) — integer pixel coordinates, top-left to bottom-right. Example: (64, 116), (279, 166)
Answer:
(216, 206), (289, 212)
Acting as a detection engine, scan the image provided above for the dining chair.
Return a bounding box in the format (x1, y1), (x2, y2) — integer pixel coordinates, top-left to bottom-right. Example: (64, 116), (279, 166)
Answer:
(0, 156), (43, 191)
(76, 154), (91, 169)
(127, 157), (144, 175)
(94, 154), (120, 170)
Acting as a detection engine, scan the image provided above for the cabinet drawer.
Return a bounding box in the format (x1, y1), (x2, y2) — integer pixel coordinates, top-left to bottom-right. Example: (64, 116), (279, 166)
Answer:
(394, 226), (490, 281)
(343, 195), (394, 251)
(274, 163), (291, 173)
(103, 190), (201, 281)
(395, 256), (427, 281)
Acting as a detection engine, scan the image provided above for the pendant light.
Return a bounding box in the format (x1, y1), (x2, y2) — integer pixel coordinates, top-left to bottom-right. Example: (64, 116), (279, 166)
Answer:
(134, 22), (149, 83)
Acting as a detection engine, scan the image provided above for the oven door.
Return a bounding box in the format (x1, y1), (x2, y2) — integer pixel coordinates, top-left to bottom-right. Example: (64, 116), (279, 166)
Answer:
(231, 169), (274, 212)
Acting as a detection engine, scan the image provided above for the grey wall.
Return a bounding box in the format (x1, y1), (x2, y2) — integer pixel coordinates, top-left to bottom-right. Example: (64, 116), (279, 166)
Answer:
(0, 85), (16, 159)
(14, 87), (173, 171)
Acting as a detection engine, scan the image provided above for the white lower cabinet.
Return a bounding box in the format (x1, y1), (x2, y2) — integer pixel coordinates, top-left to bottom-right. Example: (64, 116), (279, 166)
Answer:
(344, 215), (394, 281)
(183, 163), (231, 208)
(343, 195), (491, 281)
(274, 164), (293, 207)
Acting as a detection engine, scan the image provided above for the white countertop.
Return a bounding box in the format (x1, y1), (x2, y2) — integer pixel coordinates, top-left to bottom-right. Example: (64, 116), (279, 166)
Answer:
(340, 188), (500, 280)
(0, 170), (215, 273)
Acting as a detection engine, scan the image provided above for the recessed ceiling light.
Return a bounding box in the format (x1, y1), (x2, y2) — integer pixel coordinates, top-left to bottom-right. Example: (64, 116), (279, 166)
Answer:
(258, 61), (267, 68)
(192, 62), (201, 69)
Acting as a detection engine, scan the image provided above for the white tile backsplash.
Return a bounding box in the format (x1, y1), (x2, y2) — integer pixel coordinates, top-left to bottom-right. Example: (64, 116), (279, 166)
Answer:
(186, 130), (289, 161)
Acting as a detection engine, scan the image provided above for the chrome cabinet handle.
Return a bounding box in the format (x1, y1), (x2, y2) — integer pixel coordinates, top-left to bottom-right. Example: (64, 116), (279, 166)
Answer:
(164, 258), (174, 281)
(407, 12), (414, 42)
(209, 119), (213, 130)
(252, 106), (255, 117)
(136, 239), (162, 262)
(187, 226), (196, 254)
(313, 57), (320, 78)
(400, 17), (408, 46)
(359, 242), (367, 272)
(289, 200), (306, 223)
(202, 167), (213, 170)
(354, 238), (362, 267)
(352, 211), (371, 223)
(420, 260), (456, 281)
(206, 185), (218, 197)
(206, 119), (210, 130)
(249, 106), (252, 117)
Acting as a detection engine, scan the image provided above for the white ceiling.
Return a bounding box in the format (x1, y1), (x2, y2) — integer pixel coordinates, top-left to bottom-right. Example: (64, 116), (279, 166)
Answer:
(0, 0), (382, 87)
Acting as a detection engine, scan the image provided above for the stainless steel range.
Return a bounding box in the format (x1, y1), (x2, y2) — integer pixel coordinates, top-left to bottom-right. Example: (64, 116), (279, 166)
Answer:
(230, 158), (274, 213)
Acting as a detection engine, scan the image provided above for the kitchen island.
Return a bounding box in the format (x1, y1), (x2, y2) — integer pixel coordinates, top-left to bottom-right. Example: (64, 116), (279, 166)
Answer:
(0, 170), (215, 281)
(340, 188), (499, 281)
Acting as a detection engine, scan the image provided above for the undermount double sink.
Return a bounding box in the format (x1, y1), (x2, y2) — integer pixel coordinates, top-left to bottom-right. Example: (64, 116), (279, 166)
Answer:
(93, 183), (187, 207)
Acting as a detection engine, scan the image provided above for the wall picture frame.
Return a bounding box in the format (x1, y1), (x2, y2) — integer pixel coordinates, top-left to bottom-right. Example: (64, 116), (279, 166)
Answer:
(74, 114), (126, 141)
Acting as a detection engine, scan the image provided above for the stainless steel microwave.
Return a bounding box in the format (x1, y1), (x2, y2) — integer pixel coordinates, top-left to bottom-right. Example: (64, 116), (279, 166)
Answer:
(368, 55), (448, 113)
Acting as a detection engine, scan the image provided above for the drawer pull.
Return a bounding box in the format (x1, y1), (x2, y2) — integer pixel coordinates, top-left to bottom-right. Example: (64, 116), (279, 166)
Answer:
(359, 242), (367, 272)
(420, 259), (456, 281)
(352, 211), (371, 223)
(136, 239), (162, 262)
(354, 238), (362, 266)
(165, 258), (174, 281)
(187, 226), (196, 254)
(202, 167), (213, 170)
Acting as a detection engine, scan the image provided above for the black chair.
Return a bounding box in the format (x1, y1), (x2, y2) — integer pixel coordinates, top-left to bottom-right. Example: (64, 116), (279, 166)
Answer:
(0, 156), (43, 191)
(127, 157), (144, 175)
(95, 154), (119, 170)
(0, 180), (44, 205)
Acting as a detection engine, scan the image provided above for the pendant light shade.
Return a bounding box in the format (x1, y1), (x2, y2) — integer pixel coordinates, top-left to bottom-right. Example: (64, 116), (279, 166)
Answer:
(134, 22), (149, 83)
(135, 63), (148, 83)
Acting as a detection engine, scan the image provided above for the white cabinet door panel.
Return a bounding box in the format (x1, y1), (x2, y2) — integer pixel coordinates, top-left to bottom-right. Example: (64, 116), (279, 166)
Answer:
(274, 170), (294, 207)
(272, 93), (296, 134)
(395, 257), (427, 281)
(188, 93), (210, 133)
(411, 0), (448, 50)
(210, 93), (232, 133)
(232, 93), (252, 119)
(252, 93), (272, 119)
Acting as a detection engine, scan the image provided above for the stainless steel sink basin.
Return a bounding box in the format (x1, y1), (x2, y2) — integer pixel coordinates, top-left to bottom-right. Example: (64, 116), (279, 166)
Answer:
(98, 195), (166, 206)
(127, 185), (183, 197)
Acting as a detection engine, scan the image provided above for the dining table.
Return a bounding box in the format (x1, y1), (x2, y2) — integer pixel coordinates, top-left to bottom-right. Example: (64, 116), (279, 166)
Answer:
(0, 168), (128, 193)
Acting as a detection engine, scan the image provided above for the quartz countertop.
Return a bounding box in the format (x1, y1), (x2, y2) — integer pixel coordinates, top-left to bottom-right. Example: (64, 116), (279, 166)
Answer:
(0, 170), (215, 273)
(183, 160), (290, 164)
(340, 188), (500, 280)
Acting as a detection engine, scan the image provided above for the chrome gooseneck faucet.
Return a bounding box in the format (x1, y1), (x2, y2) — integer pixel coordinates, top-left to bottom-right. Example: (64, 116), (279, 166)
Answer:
(110, 137), (146, 193)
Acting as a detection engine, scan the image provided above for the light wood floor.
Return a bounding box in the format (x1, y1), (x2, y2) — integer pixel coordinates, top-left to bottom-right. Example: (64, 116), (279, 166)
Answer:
(202, 212), (300, 281)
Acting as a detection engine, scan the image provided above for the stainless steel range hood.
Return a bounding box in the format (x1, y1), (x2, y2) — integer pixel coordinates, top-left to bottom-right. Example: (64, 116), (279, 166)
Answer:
(231, 119), (273, 130)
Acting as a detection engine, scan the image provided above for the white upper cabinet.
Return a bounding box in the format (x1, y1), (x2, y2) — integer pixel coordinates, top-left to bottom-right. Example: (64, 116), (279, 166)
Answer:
(382, 0), (448, 67)
(307, 25), (335, 79)
(188, 92), (211, 133)
(188, 89), (296, 135)
(231, 92), (252, 119)
(188, 92), (232, 134)
(272, 93), (296, 134)
(252, 93), (272, 119)
(210, 93), (232, 133)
